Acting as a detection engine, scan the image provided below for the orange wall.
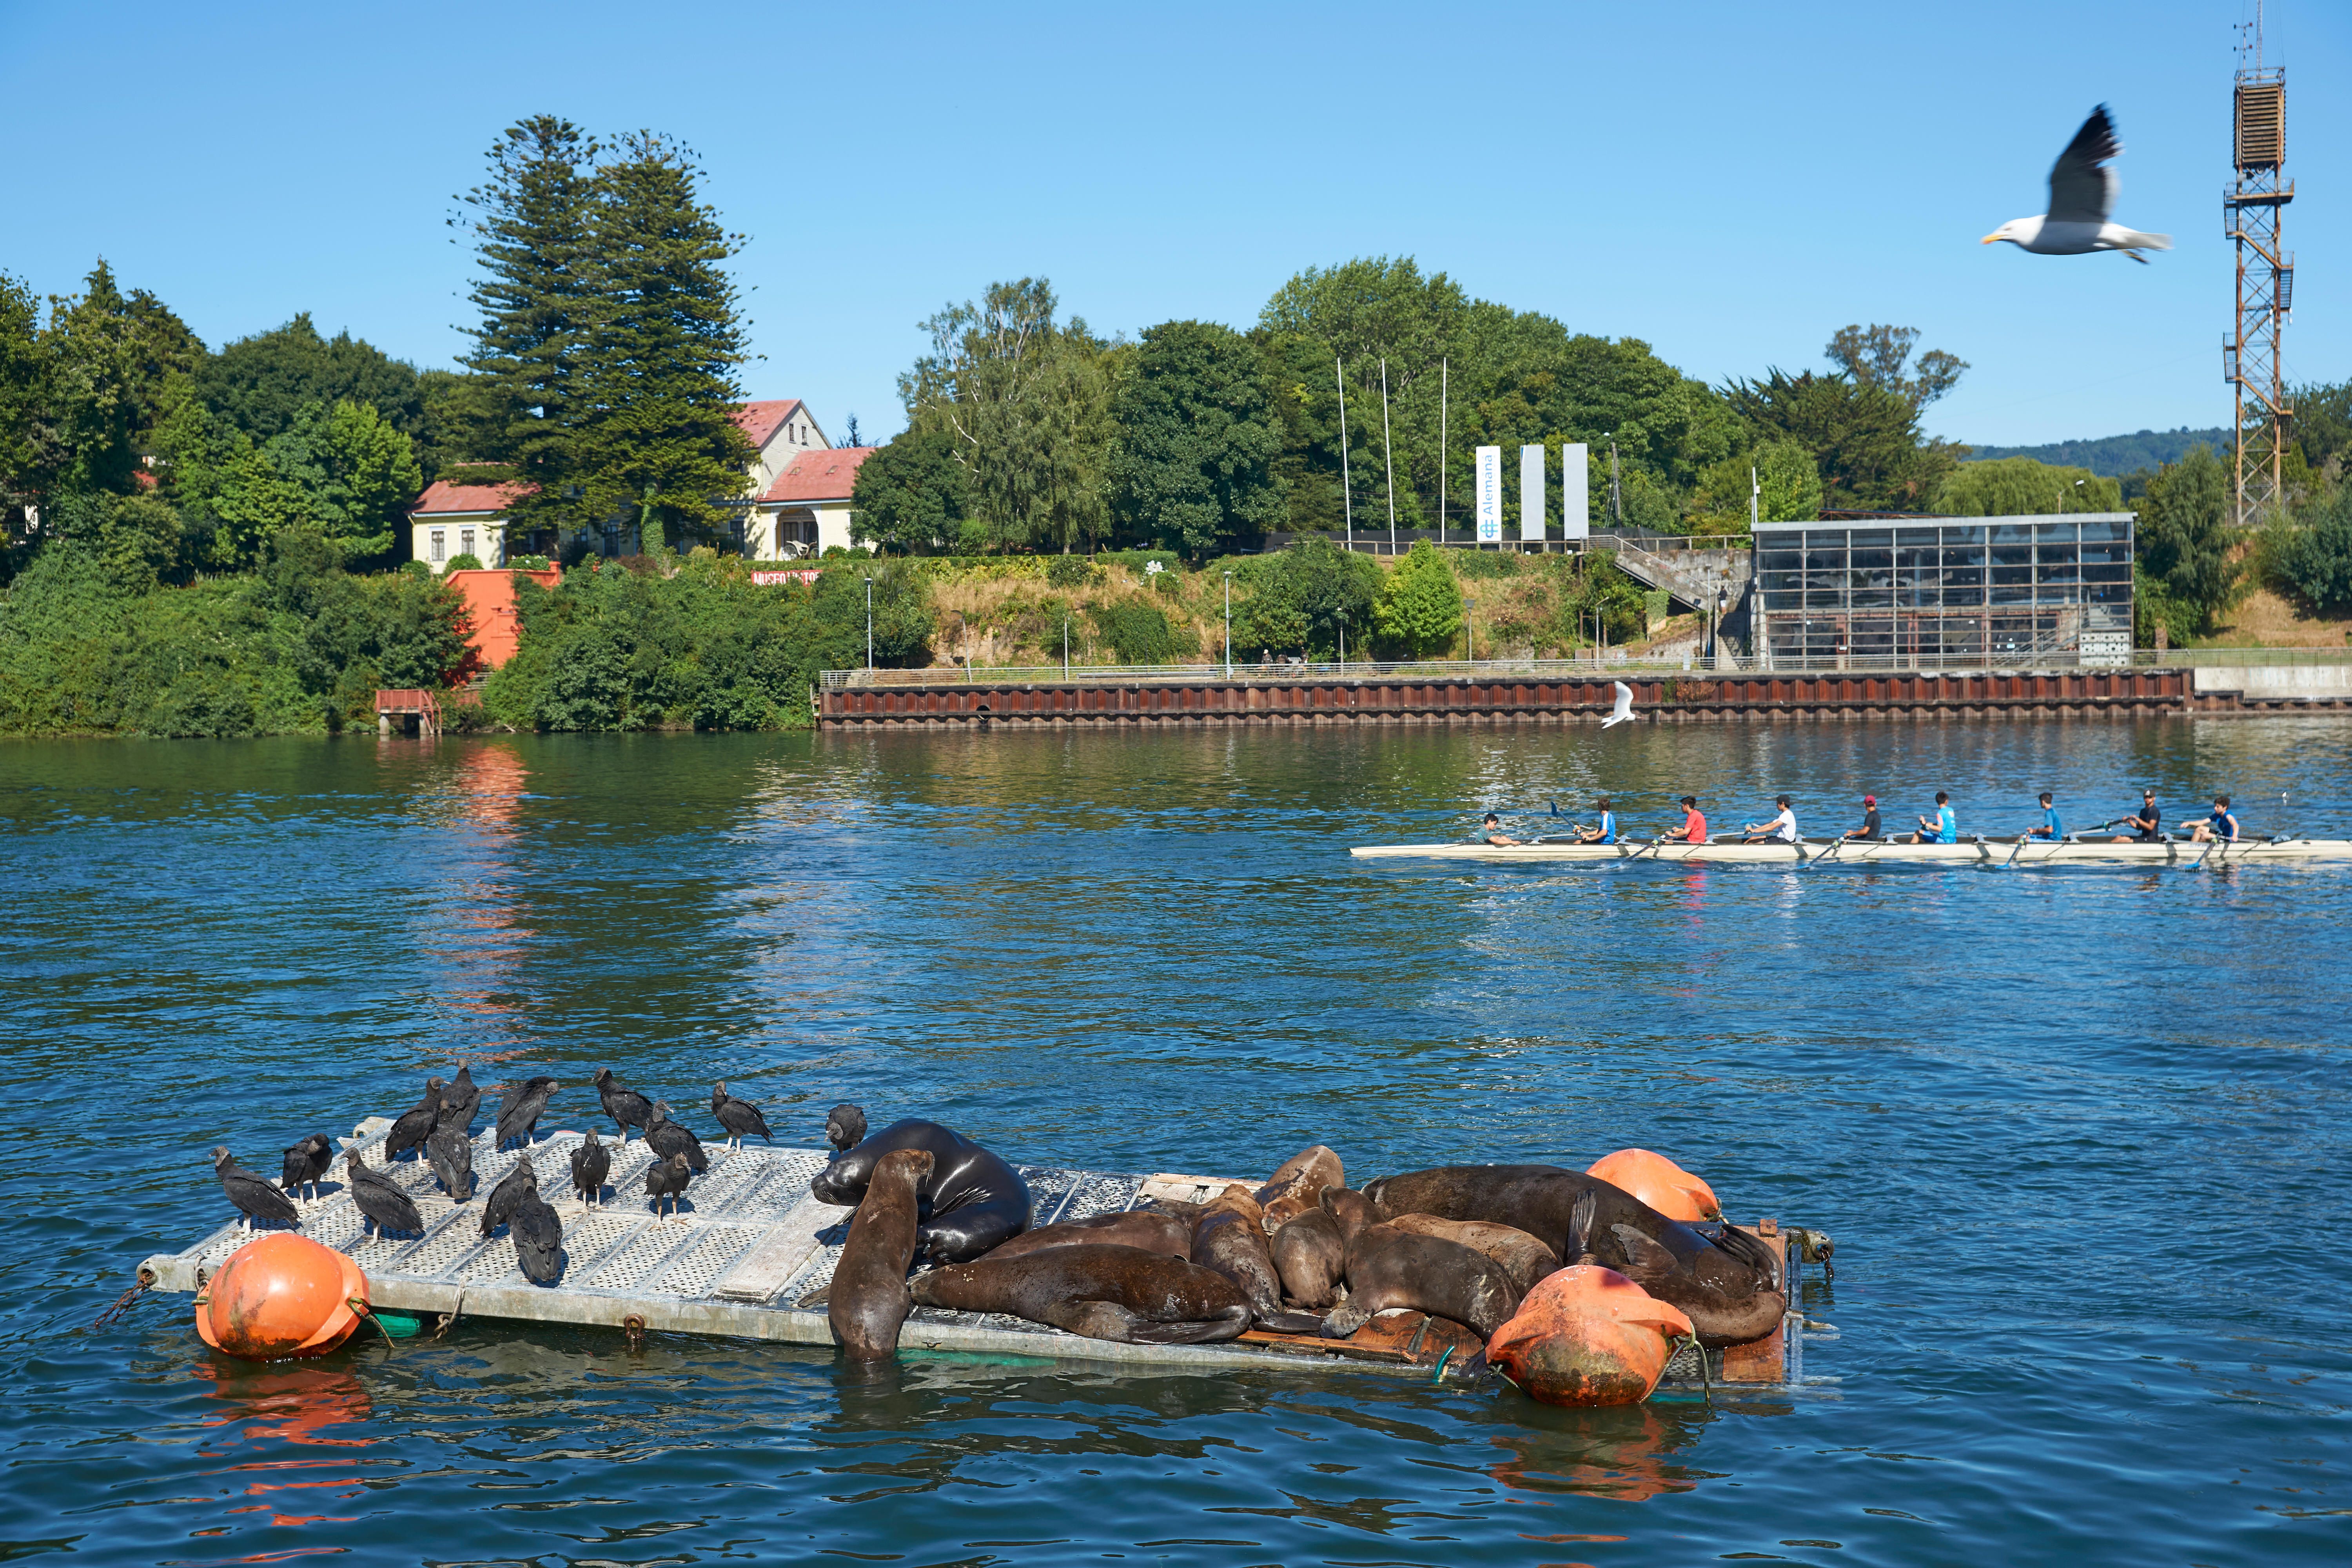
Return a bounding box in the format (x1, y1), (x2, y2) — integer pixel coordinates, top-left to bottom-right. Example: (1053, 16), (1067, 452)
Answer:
(446, 568), (560, 671)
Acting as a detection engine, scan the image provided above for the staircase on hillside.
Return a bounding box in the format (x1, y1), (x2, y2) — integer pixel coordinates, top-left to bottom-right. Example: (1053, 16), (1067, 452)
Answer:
(1589, 534), (1754, 614)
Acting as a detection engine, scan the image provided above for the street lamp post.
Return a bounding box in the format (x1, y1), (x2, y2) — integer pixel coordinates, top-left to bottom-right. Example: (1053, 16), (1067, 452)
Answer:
(1062, 614), (1070, 678)
(863, 576), (874, 670)
(1223, 570), (1233, 677)
(1464, 595), (1475, 662)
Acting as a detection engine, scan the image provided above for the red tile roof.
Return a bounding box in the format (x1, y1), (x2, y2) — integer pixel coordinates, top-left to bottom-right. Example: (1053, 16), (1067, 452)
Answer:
(733, 399), (806, 450)
(413, 479), (530, 516)
(762, 446), (874, 504)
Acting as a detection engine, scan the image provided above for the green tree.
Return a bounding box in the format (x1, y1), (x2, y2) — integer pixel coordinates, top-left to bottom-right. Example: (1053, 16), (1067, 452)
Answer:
(2137, 446), (2238, 639)
(2269, 482), (2352, 615)
(261, 400), (425, 560)
(1688, 439), (1823, 531)
(1824, 324), (1967, 413)
(36, 261), (148, 498)
(2292, 378), (2352, 484)
(1109, 320), (1281, 558)
(1724, 368), (1960, 511)
(0, 272), (46, 540)
(196, 312), (424, 443)
(569, 132), (754, 555)
(851, 424), (973, 552)
(1230, 534), (1380, 658)
(1370, 539), (1463, 655)
(1936, 457), (2119, 517)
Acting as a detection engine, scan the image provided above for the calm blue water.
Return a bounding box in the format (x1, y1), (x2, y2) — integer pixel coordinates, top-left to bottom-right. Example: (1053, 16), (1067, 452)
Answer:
(4, 720), (2349, 1566)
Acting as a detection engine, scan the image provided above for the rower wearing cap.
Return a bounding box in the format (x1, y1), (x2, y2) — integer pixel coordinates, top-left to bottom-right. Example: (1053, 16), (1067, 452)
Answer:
(1840, 793), (1883, 842)
(2185, 794), (2239, 844)
(2025, 791), (2062, 840)
(1670, 795), (1708, 844)
(1573, 797), (1617, 845)
(1480, 811), (1519, 847)
(2113, 789), (2161, 844)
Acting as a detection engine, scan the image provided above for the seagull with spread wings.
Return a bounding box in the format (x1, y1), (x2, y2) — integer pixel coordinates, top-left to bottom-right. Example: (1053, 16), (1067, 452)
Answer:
(1982, 105), (2171, 263)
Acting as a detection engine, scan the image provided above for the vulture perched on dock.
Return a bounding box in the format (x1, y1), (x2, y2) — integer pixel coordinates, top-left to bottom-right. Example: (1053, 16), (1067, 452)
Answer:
(646, 1150), (694, 1220)
(279, 1134), (332, 1203)
(384, 1077), (448, 1162)
(344, 1149), (425, 1239)
(214, 1147), (300, 1231)
(826, 1104), (867, 1153)
(480, 1152), (538, 1238)
(441, 1065), (480, 1131)
(510, 1194), (563, 1284)
(427, 1119), (474, 1201)
(711, 1083), (772, 1151)
(570, 1128), (610, 1207)
(495, 1076), (560, 1151)
(593, 1068), (653, 1143)
(644, 1101), (709, 1172)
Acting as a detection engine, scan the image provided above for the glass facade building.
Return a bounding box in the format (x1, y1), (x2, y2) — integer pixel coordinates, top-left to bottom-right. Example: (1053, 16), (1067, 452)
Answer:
(1752, 513), (2135, 667)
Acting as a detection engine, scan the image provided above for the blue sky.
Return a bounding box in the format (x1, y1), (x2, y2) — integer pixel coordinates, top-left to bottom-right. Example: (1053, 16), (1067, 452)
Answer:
(5, 0), (2343, 449)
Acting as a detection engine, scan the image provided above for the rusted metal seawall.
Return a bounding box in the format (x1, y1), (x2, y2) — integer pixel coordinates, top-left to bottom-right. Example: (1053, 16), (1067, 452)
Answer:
(818, 668), (2313, 729)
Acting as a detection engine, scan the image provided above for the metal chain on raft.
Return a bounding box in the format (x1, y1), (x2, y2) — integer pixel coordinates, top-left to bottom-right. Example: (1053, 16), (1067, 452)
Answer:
(89, 1283), (149, 1333)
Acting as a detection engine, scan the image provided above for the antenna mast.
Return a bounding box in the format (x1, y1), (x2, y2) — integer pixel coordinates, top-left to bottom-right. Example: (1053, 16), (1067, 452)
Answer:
(2225, 0), (2292, 525)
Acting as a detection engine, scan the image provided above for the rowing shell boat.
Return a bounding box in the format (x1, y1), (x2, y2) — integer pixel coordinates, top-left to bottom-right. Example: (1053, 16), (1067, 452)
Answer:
(1350, 837), (2352, 866)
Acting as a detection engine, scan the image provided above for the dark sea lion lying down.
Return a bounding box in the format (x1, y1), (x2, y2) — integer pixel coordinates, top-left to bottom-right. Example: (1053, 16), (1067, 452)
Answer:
(1362, 1165), (1786, 1345)
(984, 1210), (1191, 1262)
(1318, 1187), (1521, 1339)
(1192, 1185), (1324, 1333)
(910, 1243), (1252, 1343)
(812, 1118), (1030, 1264)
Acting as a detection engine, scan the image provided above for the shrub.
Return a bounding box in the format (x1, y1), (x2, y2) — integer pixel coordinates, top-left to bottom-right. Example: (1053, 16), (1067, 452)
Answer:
(2137, 447), (2239, 638)
(2270, 486), (2352, 614)
(1045, 553), (1097, 588)
(1371, 540), (1463, 656)
(444, 552), (485, 572)
(1085, 599), (1195, 664)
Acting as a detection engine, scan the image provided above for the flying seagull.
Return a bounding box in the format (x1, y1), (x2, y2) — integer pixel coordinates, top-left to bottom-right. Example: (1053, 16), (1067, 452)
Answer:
(1601, 681), (1637, 729)
(1982, 105), (2171, 263)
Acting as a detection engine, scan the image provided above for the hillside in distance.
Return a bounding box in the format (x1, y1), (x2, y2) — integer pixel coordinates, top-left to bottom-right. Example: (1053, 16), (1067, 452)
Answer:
(1966, 426), (2232, 475)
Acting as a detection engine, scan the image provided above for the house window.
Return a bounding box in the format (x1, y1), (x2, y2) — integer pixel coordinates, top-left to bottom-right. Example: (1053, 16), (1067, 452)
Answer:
(460, 528), (476, 559)
(430, 530), (445, 562)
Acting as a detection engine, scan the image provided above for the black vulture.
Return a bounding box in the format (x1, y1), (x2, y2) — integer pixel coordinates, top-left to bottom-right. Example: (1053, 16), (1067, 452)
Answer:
(442, 1064), (480, 1130)
(214, 1147), (300, 1232)
(710, 1082), (773, 1151)
(343, 1149), (425, 1239)
(510, 1194), (563, 1284)
(494, 1076), (560, 1151)
(570, 1127), (610, 1207)
(593, 1068), (652, 1143)
(426, 1120), (474, 1201)
(644, 1101), (708, 1173)
(384, 1077), (447, 1161)
(279, 1134), (332, 1204)
(645, 1150), (694, 1221)
(825, 1104), (867, 1153)
(479, 1151), (537, 1238)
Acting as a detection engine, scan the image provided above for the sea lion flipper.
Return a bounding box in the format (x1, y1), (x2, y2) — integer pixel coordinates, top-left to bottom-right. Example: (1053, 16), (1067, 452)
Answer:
(1609, 1223), (1679, 1281)
(1321, 1302), (1372, 1339)
(1567, 1189), (1599, 1264)
(1254, 1308), (1325, 1336)
(797, 1283), (833, 1308)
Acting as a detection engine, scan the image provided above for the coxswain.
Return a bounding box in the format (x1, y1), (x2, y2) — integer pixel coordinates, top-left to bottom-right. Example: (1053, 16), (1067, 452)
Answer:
(1906, 791), (1957, 845)
(1670, 795), (1708, 843)
(2113, 789), (2161, 844)
(1742, 795), (1798, 844)
(1839, 793), (1882, 842)
(2025, 791), (2062, 840)
(1481, 811), (1519, 847)
(2185, 795), (2239, 844)
(1574, 797), (1617, 845)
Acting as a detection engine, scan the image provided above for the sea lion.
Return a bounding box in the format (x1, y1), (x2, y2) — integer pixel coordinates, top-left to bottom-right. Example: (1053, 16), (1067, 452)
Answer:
(1192, 1185), (1322, 1332)
(1385, 1213), (1560, 1295)
(1318, 1191), (1520, 1339)
(909, 1243), (1252, 1344)
(829, 1148), (932, 1361)
(1270, 1208), (1347, 1307)
(1255, 1145), (1343, 1231)
(984, 1210), (1191, 1262)
(1361, 1165), (1784, 1345)
(1488, 1192), (1696, 1406)
(810, 1118), (1030, 1264)
(825, 1104), (867, 1152)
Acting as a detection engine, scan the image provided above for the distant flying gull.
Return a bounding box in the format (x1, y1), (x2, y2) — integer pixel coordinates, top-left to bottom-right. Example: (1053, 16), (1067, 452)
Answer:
(1982, 105), (2171, 263)
(1601, 682), (1636, 729)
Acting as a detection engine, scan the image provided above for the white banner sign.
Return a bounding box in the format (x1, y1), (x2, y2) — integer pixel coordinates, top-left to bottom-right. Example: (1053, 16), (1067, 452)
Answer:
(1475, 446), (1502, 542)
(1519, 445), (1546, 542)
(1562, 443), (1590, 540)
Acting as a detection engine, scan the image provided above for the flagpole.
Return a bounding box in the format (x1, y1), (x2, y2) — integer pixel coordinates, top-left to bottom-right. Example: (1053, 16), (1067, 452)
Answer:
(1336, 357), (1352, 550)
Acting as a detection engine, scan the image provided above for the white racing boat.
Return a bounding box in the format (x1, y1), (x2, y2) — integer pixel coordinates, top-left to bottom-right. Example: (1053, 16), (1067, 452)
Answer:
(1350, 835), (2352, 867)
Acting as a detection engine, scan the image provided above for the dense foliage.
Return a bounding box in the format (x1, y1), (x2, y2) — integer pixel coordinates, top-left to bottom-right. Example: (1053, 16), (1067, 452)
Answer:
(2267, 481), (2352, 615)
(1935, 457), (2120, 517)
(2135, 446), (2239, 641)
(1107, 321), (1281, 558)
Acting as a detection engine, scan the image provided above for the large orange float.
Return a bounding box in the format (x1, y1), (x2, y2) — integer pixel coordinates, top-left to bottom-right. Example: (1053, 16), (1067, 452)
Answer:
(194, 1233), (371, 1361)
(1485, 1263), (1695, 1406)
(1584, 1148), (1721, 1222)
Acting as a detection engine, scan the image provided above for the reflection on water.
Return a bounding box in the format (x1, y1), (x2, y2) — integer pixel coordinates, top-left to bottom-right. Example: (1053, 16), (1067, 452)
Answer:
(2, 721), (2348, 1565)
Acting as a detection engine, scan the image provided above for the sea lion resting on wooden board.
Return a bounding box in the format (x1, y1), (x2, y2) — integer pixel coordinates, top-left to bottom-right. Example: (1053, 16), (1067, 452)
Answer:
(1361, 1165), (1785, 1346)
(1383, 1213), (1559, 1295)
(1255, 1145), (1343, 1231)
(1192, 1185), (1323, 1333)
(829, 1148), (933, 1361)
(811, 1118), (1030, 1264)
(1318, 1187), (1522, 1340)
(1270, 1207), (1347, 1308)
(984, 1209), (1191, 1262)
(909, 1243), (1253, 1344)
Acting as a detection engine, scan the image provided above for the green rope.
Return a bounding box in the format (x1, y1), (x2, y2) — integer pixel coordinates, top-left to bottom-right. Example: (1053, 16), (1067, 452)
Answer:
(1429, 1345), (1455, 1384)
(1683, 1333), (1710, 1401)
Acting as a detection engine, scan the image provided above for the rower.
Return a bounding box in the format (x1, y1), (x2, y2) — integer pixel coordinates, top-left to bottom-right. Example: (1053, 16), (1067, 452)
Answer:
(1906, 791), (1957, 845)
(2185, 794), (2239, 844)
(1573, 797), (1617, 845)
(1839, 793), (1882, 842)
(1671, 795), (1708, 844)
(2025, 791), (2062, 840)
(1480, 811), (1520, 847)
(2113, 789), (2161, 844)
(1742, 795), (1798, 844)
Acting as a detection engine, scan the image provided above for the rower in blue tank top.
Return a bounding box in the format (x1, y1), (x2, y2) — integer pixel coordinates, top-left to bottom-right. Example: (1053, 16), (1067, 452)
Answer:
(1573, 797), (1617, 845)
(1907, 791), (1958, 844)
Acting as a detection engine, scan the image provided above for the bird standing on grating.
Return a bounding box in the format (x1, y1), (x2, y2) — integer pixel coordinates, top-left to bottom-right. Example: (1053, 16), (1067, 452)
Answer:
(646, 1150), (695, 1221)
(826, 1104), (867, 1152)
(480, 1151), (537, 1238)
(711, 1083), (772, 1151)
(214, 1147), (301, 1232)
(442, 1064), (480, 1131)
(593, 1068), (653, 1143)
(343, 1149), (426, 1239)
(510, 1194), (563, 1284)
(570, 1127), (610, 1207)
(427, 1116), (474, 1202)
(494, 1076), (560, 1151)
(280, 1134), (332, 1205)
(1982, 105), (2172, 263)
(644, 1100), (709, 1173)
(384, 1077), (448, 1162)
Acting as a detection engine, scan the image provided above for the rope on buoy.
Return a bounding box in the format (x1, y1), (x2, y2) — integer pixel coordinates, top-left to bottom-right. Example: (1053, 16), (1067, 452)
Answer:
(351, 1298), (397, 1358)
(1682, 1333), (1711, 1402)
(430, 1289), (465, 1343)
(1428, 1345), (1455, 1384)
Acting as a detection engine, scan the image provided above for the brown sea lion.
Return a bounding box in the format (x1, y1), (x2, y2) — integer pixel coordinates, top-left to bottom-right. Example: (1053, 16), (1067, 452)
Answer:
(1255, 1145), (1343, 1231)
(1270, 1208), (1347, 1307)
(1361, 1165), (1784, 1346)
(985, 1209), (1191, 1262)
(829, 1148), (932, 1361)
(909, 1243), (1252, 1343)
(1385, 1213), (1560, 1295)
(1319, 1198), (1521, 1340)
(1192, 1185), (1321, 1332)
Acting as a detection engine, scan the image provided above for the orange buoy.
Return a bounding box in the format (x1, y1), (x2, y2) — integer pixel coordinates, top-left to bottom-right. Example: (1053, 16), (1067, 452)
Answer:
(1585, 1148), (1722, 1222)
(193, 1233), (369, 1361)
(1485, 1263), (1695, 1406)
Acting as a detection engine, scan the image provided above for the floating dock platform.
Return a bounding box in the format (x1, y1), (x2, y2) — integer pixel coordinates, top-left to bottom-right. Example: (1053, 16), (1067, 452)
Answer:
(142, 1115), (1803, 1387)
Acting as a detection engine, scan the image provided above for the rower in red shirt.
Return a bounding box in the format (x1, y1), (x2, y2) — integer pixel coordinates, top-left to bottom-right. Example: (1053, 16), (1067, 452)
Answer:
(1672, 795), (1708, 843)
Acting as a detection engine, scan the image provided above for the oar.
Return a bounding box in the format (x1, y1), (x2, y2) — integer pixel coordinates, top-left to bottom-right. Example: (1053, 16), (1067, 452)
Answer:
(2001, 833), (2032, 869)
(1798, 837), (1840, 870)
(1625, 833), (1673, 861)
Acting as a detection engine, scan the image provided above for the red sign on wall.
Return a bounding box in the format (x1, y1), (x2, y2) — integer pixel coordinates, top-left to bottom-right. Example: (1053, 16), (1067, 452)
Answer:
(751, 568), (822, 586)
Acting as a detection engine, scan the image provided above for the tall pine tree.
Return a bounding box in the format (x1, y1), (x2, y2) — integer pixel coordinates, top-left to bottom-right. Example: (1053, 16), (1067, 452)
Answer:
(570, 132), (752, 554)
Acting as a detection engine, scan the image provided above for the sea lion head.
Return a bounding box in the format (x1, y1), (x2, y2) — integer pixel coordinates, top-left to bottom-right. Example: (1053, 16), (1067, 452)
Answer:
(1318, 1186), (1378, 1241)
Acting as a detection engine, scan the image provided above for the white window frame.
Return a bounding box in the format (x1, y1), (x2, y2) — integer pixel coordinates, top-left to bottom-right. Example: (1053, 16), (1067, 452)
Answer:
(430, 529), (445, 562)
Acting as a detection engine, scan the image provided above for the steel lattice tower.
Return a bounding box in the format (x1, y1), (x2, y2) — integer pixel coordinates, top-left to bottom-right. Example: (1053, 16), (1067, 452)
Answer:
(2224, 15), (2292, 525)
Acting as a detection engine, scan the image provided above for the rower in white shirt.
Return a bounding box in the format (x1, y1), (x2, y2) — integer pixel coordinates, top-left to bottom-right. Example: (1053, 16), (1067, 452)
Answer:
(1741, 794), (1798, 844)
